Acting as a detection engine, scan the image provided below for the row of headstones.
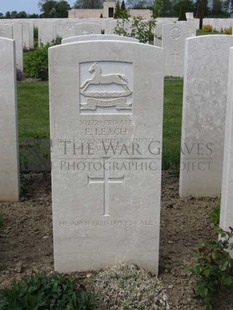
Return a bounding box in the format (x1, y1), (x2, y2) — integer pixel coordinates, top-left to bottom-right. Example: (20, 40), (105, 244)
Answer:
(0, 18), (195, 77)
(0, 18), (129, 46)
(1, 34), (233, 273)
(0, 16), (231, 78)
(0, 24), (23, 71)
(1, 16), (233, 47)
(0, 20), (34, 49)
(157, 21), (197, 77)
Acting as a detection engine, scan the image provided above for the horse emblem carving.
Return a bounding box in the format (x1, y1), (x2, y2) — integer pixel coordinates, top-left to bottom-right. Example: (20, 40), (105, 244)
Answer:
(80, 62), (132, 111)
(80, 62), (132, 97)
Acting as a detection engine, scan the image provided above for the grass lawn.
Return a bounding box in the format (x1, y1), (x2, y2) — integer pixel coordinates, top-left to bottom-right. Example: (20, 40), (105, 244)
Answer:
(17, 78), (183, 170)
(163, 78), (183, 170)
(17, 81), (49, 140)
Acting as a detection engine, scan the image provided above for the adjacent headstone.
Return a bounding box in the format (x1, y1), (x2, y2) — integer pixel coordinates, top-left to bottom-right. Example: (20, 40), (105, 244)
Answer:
(180, 35), (233, 197)
(0, 24), (13, 38)
(21, 21), (34, 49)
(220, 47), (233, 244)
(154, 20), (172, 47)
(49, 40), (164, 273)
(0, 38), (19, 201)
(62, 34), (138, 44)
(104, 19), (118, 34)
(13, 23), (23, 71)
(55, 20), (76, 39)
(38, 20), (56, 45)
(75, 22), (102, 35)
(162, 22), (196, 77)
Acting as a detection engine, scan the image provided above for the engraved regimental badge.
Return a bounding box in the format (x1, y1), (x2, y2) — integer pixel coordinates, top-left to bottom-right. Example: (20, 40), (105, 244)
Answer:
(80, 62), (133, 113)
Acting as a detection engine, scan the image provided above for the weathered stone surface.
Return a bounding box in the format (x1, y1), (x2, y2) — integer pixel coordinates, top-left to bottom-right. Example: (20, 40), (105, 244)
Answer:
(75, 22), (102, 35)
(0, 24), (13, 38)
(180, 35), (233, 197)
(220, 47), (233, 246)
(13, 23), (23, 71)
(49, 40), (164, 273)
(162, 22), (196, 77)
(0, 38), (19, 201)
(62, 34), (138, 44)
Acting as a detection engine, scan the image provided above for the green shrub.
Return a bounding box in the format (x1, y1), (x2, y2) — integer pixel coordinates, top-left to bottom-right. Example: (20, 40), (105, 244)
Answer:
(24, 43), (50, 81)
(224, 27), (232, 35)
(131, 17), (156, 43)
(0, 273), (95, 310)
(203, 24), (213, 32)
(189, 227), (233, 309)
(52, 36), (62, 45)
(24, 37), (62, 81)
(114, 16), (156, 43)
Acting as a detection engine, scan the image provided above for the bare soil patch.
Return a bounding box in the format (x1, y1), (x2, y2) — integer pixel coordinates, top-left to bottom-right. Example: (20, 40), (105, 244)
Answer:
(0, 171), (232, 309)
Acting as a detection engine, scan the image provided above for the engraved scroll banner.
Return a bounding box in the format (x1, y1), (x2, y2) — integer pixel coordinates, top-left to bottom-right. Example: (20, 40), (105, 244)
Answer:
(81, 98), (132, 110)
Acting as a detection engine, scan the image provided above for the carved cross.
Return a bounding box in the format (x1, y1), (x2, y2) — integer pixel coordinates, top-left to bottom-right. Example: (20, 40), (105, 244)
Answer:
(88, 159), (124, 216)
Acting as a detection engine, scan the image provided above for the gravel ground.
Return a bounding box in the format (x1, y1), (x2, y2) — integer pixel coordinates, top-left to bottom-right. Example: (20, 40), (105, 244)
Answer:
(0, 171), (232, 309)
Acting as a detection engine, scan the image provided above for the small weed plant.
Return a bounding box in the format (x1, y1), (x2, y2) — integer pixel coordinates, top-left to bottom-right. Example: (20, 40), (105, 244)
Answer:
(0, 212), (4, 230)
(0, 273), (95, 310)
(114, 16), (156, 43)
(224, 27), (232, 35)
(189, 206), (233, 309)
(203, 24), (213, 32)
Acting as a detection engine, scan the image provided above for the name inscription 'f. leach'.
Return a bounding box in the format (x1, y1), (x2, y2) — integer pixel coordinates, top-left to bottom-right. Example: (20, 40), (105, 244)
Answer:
(80, 62), (132, 111)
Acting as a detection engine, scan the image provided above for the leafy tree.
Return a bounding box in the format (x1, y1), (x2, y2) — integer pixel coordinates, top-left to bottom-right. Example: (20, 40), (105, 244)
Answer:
(195, 0), (204, 29)
(17, 11), (28, 18)
(126, 0), (148, 9)
(121, 0), (126, 10)
(173, 0), (194, 17)
(55, 0), (70, 17)
(152, 0), (162, 17)
(211, 0), (229, 16)
(114, 1), (130, 18)
(194, 0), (210, 17)
(39, 0), (57, 17)
(223, 0), (233, 13)
(5, 11), (11, 18)
(39, 0), (70, 18)
(10, 10), (18, 18)
(162, 0), (173, 16)
(73, 0), (103, 9)
(114, 1), (121, 17)
(153, 0), (177, 17)
(178, 5), (187, 20)
(28, 13), (40, 18)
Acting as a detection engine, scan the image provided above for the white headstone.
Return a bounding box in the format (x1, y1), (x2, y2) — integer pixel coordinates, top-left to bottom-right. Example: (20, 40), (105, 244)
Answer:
(162, 22), (196, 77)
(55, 20), (76, 39)
(20, 21), (34, 49)
(0, 24), (13, 38)
(49, 40), (164, 273)
(75, 22), (102, 35)
(180, 35), (233, 197)
(62, 34), (138, 44)
(104, 19), (118, 34)
(13, 23), (23, 71)
(154, 20), (173, 47)
(0, 38), (19, 201)
(220, 47), (233, 243)
(38, 20), (56, 45)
